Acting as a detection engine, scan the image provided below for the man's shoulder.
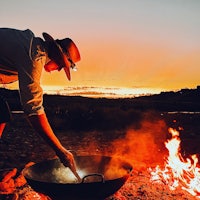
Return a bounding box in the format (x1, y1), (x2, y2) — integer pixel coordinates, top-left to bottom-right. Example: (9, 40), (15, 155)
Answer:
(0, 28), (35, 38)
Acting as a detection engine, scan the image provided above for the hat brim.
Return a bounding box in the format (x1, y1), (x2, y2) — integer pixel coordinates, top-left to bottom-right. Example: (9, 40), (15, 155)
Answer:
(42, 32), (71, 80)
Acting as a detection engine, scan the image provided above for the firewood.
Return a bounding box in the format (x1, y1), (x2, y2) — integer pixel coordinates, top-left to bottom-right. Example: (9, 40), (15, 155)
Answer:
(1, 168), (17, 183)
(0, 178), (15, 194)
(24, 162), (35, 168)
(14, 174), (27, 188)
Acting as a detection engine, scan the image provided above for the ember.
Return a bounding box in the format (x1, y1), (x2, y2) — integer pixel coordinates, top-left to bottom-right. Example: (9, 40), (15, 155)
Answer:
(149, 128), (200, 198)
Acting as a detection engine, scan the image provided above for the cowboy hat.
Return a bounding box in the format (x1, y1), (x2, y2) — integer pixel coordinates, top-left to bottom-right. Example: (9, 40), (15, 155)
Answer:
(42, 32), (81, 81)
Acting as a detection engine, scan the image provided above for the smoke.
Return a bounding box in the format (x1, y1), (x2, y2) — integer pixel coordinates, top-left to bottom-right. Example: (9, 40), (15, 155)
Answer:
(71, 110), (170, 171)
(110, 112), (169, 171)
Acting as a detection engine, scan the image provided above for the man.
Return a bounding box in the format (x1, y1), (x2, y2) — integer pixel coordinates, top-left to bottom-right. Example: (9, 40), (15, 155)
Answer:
(0, 28), (81, 179)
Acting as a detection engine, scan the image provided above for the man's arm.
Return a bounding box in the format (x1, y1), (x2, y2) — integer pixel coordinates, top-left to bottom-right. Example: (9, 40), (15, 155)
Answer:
(28, 113), (80, 180)
(28, 113), (64, 152)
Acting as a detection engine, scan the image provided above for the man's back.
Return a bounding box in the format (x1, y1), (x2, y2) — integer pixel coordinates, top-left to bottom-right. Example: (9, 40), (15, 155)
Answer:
(0, 28), (34, 71)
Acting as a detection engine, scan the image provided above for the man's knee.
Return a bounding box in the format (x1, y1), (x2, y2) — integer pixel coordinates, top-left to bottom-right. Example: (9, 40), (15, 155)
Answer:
(0, 96), (11, 123)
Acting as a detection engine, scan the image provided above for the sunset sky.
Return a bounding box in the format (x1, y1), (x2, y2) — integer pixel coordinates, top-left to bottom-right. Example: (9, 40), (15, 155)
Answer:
(1, 0), (200, 95)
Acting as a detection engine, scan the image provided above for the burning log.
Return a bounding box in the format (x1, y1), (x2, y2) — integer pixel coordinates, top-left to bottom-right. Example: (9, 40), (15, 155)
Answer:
(0, 168), (27, 195)
(1, 168), (17, 183)
(0, 178), (15, 195)
(0, 164), (50, 200)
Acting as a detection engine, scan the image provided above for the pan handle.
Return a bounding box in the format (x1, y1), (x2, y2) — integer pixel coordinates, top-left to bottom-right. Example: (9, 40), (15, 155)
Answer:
(81, 173), (105, 183)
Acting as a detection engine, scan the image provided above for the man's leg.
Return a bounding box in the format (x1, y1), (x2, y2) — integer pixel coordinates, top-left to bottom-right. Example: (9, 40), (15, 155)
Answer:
(0, 123), (6, 138)
(0, 96), (11, 138)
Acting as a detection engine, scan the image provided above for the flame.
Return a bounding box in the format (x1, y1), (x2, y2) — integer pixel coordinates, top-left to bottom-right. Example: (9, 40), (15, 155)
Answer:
(149, 128), (200, 198)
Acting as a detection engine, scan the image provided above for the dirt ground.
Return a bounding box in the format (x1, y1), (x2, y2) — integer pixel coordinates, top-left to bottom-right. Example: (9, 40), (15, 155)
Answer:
(1, 113), (200, 199)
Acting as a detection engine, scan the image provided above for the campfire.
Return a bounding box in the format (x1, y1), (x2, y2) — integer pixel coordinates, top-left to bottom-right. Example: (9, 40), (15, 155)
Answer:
(149, 127), (200, 198)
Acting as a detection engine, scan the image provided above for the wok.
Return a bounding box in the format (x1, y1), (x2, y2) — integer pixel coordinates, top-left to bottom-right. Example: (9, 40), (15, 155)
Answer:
(22, 155), (133, 200)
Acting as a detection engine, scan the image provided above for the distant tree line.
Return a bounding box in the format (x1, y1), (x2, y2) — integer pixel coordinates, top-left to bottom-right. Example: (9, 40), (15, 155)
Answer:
(1, 87), (200, 131)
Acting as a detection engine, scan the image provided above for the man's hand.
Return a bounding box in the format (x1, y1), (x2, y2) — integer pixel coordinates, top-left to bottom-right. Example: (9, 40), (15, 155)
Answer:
(56, 148), (81, 182)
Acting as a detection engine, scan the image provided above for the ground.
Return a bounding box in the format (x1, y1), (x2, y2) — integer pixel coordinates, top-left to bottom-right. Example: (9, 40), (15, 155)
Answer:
(1, 112), (200, 199)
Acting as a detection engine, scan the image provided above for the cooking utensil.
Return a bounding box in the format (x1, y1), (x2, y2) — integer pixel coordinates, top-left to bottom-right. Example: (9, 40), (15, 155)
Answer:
(22, 155), (133, 200)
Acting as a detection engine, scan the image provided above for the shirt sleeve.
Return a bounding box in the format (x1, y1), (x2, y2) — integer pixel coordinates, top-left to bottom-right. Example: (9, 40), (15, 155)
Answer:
(18, 37), (46, 116)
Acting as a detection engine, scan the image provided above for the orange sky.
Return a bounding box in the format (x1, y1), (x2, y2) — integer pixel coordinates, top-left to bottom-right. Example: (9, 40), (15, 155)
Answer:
(1, 0), (200, 94)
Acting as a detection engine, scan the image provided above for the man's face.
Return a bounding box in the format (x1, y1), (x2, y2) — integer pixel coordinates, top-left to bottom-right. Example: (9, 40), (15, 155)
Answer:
(44, 60), (60, 72)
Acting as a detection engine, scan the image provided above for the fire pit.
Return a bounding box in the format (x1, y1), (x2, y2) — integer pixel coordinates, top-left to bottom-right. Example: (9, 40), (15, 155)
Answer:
(22, 155), (133, 200)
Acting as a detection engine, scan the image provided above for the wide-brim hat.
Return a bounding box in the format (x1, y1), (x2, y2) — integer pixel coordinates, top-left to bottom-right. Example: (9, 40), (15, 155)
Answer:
(42, 32), (81, 81)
